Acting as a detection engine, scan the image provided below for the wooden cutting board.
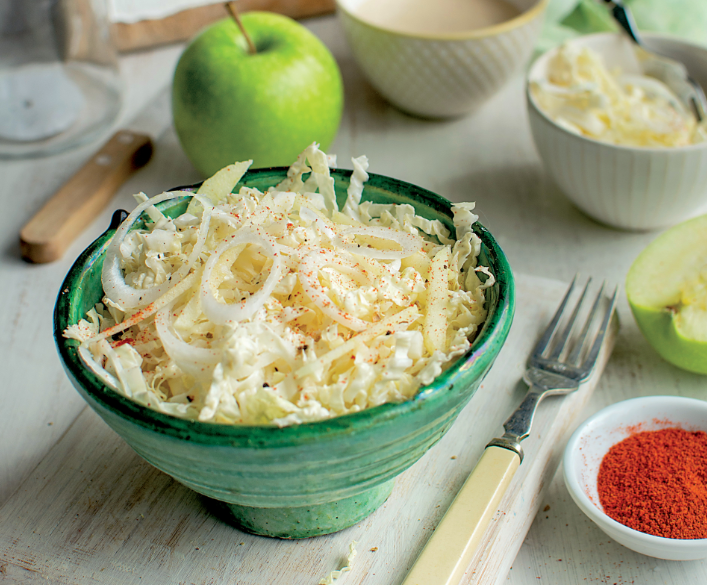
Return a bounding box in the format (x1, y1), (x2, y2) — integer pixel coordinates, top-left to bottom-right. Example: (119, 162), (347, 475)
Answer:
(0, 273), (615, 585)
(112, 0), (337, 52)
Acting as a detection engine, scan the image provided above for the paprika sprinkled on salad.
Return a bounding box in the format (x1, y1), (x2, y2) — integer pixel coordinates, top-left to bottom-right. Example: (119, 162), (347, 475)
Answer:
(64, 143), (493, 426)
(597, 427), (707, 539)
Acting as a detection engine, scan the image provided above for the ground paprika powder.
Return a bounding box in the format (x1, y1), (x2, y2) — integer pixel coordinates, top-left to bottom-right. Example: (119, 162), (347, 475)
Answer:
(597, 427), (707, 539)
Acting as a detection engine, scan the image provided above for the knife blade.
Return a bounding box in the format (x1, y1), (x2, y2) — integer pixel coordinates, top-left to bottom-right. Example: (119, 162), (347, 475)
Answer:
(19, 85), (172, 263)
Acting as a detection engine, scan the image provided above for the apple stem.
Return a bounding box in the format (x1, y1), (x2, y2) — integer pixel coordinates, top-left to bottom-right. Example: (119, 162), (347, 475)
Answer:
(225, 2), (257, 55)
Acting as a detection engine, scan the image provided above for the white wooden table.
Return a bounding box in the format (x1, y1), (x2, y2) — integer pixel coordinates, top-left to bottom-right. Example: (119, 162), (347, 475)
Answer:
(1, 14), (706, 585)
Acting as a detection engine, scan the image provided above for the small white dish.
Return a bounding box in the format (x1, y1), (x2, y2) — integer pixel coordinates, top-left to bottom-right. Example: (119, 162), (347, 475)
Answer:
(563, 395), (707, 560)
(527, 32), (707, 231)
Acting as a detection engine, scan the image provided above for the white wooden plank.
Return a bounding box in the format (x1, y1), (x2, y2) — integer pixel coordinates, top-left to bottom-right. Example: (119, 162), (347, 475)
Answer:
(0, 274), (614, 584)
(513, 469), (707, 584)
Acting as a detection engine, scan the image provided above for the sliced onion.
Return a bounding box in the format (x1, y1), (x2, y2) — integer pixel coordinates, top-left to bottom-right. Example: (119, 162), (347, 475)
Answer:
(210, 207), (241, 229)
(92, 271), (198, 344)
(102, 190), (194, 309)
(154, 304), (220, 379)
(277, 243), (317, 271)
(78, 342), (120, 390)
(298, 249), (373, 332)
(335, 226), (422, 260)
(200, 227), (284, 325)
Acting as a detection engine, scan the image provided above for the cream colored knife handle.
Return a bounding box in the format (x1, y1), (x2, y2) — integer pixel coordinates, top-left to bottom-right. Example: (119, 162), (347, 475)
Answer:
(20, 130), (153, 264)
(402, 446), (521, 585)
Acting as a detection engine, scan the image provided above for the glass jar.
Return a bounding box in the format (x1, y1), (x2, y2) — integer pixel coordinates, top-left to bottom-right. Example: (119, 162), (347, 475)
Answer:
(0, 0), (122, 158)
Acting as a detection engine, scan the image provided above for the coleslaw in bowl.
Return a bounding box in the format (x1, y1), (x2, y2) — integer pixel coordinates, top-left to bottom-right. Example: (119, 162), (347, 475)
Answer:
(526, 32), (707, 230)
(54, 148), (514, 538)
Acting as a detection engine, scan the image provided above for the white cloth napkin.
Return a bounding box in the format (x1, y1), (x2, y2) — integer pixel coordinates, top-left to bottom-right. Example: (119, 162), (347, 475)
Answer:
(108, 0), (217, 23)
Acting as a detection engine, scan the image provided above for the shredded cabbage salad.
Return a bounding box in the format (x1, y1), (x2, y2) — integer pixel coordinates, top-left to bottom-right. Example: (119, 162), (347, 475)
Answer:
(319, 541), (357, 585)
(64, 143), (493, 427)
(531, 44), (707, 147)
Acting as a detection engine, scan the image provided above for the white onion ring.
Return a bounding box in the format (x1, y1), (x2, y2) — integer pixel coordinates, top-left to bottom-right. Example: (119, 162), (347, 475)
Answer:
(335, 226), (421, 260)
(200, 227), (284, 325)
(102, 191), (194, 309)
(78, 343), (120, 390)
(96, 338), (133, 397)
(154, 304), (220, 378)
(210, 207), (241, 229)
(298, 249), (373, 332)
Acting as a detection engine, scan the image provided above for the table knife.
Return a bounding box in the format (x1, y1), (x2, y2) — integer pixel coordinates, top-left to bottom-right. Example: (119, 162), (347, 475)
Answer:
(20, 86), (172, 263)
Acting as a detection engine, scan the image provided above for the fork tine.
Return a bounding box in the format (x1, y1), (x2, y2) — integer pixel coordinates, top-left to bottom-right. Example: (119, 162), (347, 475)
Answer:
(547, 278), (592, 360)
(566, 281), (605, 365)
(580, 285), (619, 379)
(531, 275), (577, 357)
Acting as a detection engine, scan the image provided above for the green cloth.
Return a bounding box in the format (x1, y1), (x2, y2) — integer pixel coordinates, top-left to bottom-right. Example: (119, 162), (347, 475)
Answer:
(538, 0), (707, 53)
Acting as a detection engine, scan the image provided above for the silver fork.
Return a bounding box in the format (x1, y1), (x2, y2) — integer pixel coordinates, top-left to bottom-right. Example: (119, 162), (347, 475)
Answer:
(402, 276), (618, 585)
(488, 276), (618, 462)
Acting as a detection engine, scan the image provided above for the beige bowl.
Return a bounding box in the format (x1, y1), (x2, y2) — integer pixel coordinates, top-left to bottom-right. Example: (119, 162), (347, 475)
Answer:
(527, 32), (707, 231)
(336, 0), (547, 118)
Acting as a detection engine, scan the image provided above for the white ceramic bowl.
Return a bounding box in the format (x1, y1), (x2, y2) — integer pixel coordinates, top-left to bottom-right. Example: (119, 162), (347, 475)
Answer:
(527, 33), (707, 231)
(563, 396), (707, 560)
(336, 0), (547, 118)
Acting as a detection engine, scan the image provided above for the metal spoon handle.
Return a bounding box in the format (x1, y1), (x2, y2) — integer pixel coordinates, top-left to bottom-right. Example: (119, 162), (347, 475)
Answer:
(603, 0), (642, 44)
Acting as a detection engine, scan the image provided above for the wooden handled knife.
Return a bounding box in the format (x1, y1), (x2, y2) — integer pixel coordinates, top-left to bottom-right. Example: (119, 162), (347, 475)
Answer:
(20, 86), (172, 263)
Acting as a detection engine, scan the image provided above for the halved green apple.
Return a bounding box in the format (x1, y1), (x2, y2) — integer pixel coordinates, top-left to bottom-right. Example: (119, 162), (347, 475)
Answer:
(626, 214), (707, 375)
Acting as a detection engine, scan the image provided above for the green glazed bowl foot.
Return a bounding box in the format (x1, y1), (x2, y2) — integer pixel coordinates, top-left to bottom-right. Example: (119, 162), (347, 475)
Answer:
(209, 480), (395, 538)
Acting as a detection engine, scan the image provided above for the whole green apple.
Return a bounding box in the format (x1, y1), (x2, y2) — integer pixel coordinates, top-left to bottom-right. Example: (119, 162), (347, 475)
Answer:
(626, 213), (707, 375)
(172, 11), (343, 177)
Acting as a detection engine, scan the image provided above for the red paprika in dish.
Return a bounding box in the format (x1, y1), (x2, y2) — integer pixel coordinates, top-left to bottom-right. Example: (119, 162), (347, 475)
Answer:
(597, 427), (707, 539)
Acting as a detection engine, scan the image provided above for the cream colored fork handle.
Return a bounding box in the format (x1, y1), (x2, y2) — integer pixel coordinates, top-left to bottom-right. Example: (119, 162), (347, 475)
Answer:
(402, 446), (521, 585)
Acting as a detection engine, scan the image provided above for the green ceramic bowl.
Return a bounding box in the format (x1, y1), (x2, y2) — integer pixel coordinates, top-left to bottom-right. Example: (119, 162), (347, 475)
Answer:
(54, 168), (515, 539)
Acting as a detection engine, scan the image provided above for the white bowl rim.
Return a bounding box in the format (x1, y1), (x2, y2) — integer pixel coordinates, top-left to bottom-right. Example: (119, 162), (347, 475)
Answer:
(527, 31), (707, 154)
(335, 0), (548, 42)
(564, 395), (707, 550)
